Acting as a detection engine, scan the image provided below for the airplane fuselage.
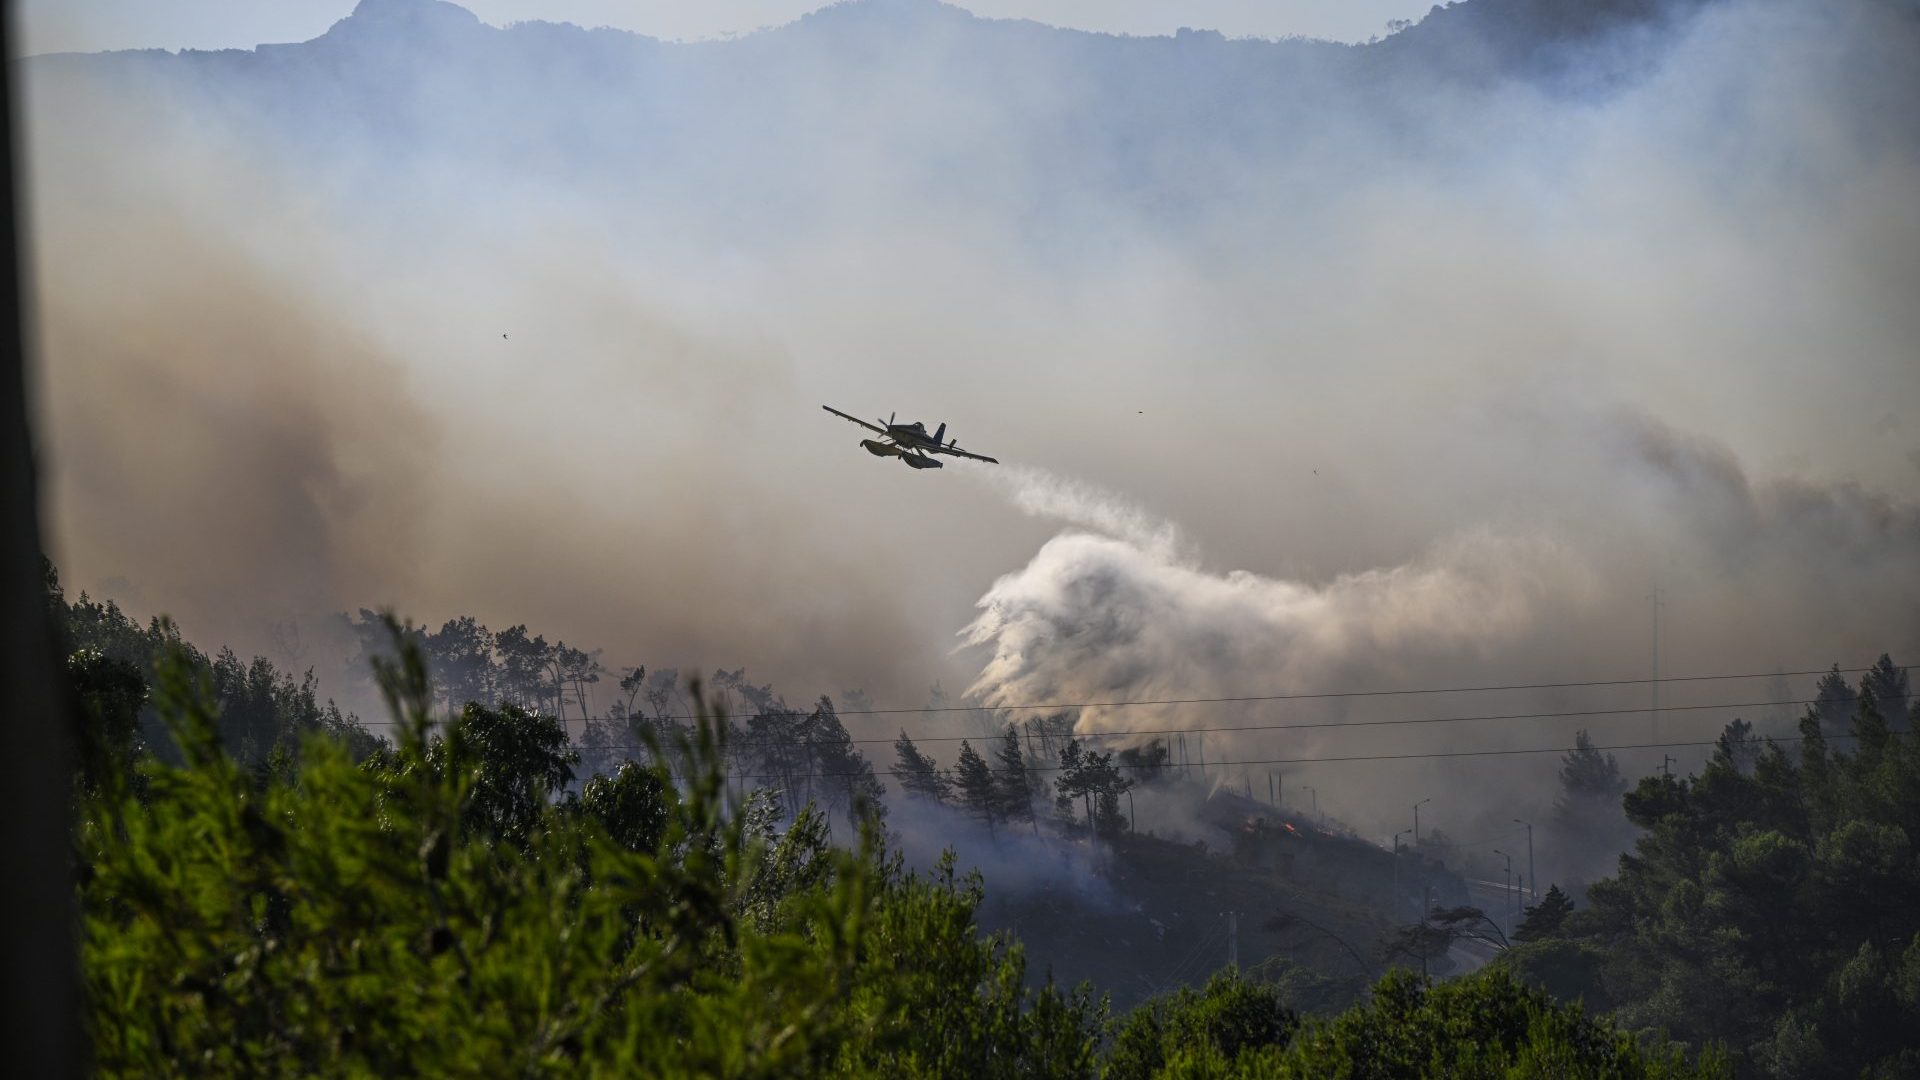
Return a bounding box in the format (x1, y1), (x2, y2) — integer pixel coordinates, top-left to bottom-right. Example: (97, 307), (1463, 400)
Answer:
(885, 422), (943, 452)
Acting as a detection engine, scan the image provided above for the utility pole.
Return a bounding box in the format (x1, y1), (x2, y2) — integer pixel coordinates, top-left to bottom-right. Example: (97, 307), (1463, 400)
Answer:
(1513, 819), (1535, 903)
(1268, 772), (1275, 807)
(1392, 829), (1411, 912)
(1223, 911), (1239, 971)
(1304, 785), (1317, 817)
(1127, 788), (1135, 832)
(1661, 754), (1675, 778)
(1413, 797), (1431, 845)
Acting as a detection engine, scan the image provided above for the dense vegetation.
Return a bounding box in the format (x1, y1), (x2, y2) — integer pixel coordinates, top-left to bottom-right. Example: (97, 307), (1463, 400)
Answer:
(58, 585), (1732, 1076)
(49, 564), (381, 775)
(1501, 660), (1920, 1078)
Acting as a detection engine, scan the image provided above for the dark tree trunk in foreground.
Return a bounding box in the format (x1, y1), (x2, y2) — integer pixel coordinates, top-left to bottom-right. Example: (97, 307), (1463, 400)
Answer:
(0, 0), (82, 1070)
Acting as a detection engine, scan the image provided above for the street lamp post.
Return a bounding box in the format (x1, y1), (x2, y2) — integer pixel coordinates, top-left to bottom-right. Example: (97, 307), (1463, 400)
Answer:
(1513, 819), (1535, 902)
(1392, 828), (1411, 913)
(1493, 848), (1513, 921)
(1303, 785), (1317, 818)
(1413, 797), (1431, 845)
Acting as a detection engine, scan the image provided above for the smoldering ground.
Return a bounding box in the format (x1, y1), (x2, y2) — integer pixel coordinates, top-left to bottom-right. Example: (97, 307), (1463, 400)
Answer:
(21, 0), (1920, 849)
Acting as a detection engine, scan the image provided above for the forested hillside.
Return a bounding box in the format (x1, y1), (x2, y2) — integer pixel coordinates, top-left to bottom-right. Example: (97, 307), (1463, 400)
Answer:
(68, 605), (1731, 1076)
(51, 555), (1918, 1075)
(1499, 663), (1920, 1077)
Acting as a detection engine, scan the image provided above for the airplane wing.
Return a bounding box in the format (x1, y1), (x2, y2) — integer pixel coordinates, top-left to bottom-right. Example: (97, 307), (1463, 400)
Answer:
(822, 405), (888, 435)
(933, 444), (999, 464)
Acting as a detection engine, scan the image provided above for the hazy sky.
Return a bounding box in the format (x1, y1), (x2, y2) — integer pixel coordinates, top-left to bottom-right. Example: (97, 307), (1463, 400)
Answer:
(15, 0), (1435, 55)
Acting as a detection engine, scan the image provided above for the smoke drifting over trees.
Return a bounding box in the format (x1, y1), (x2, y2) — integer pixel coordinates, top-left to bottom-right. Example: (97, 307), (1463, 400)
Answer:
(19, 0), (1920, 949)
(24, 1), (1920, 1071)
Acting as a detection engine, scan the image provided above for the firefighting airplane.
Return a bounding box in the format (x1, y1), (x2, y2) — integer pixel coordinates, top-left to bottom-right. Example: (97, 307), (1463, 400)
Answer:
(821, 405), (1000, 469)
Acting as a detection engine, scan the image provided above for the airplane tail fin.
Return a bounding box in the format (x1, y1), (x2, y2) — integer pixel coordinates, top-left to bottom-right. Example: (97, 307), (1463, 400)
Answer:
(933, 422), (946, 446)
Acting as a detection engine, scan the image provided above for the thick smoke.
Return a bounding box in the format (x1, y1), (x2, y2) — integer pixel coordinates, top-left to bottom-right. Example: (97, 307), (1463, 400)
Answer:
(20, 0), (1920, 846)
(963, 468), (1595, 718)
(961, 407), (1920, 844)
(24, 56), (928, 707)
(888, 795), (1122, 908)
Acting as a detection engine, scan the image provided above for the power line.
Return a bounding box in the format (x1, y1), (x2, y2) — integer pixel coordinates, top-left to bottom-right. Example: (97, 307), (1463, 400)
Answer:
(719, 665), (1870, 718)
(511, 697), (1819, 751)
(1156, 925), (1223, 991)
(577, 732), (1858, 784)
(359, 661), (1887, 728)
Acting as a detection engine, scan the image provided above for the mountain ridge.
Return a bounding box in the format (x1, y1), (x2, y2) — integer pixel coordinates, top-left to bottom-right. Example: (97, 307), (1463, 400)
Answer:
(33, 0), (1713, 67)
(19, 0), (1749, 238)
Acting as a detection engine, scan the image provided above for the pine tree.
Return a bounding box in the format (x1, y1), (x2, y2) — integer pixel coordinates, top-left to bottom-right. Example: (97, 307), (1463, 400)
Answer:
(807, 697), (886, 826)
(1094, 788), (1128, 839)
(893, 730), (952, 804)
(993, 723), (1036, 827)
(1055, 737), (1090, 834)
(1713, 717), (1759, 775)
(1861, 654), (1910, 729)
(1052, 791), (1078, 832)
(1085, 749), (1132, 839)
(954, 740), (998, 832)
(1054, 737), (1131, 841)
(1850, 687), (1892, 758)
(1812, 663), (1858, 737)
(1551, 730), (1625, 821)
(1547, 730), (1633, 868)
(1116, 739), (1171, 784)
(1513, 885), (1574, 942)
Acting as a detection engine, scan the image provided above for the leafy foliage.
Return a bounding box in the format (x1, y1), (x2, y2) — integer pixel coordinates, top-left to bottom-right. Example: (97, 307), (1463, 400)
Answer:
(1267, 969), (1724, 1079)
(422, 700), (577, 846)
(78, 638), (1081, 1076)
(47, 560), (379, 768)
(1513, 884), (1575, 942)
(66, 646), (146, 794)
(64, 588), (1735, 1077)
(1104, 972), (1296, 1079)
(1501, 664), (1920, 1078)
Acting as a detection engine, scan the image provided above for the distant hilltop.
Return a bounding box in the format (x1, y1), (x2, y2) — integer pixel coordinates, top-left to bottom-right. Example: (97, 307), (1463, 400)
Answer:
(38, 0), (1719, 82)
(19, 0), (1742, 228)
